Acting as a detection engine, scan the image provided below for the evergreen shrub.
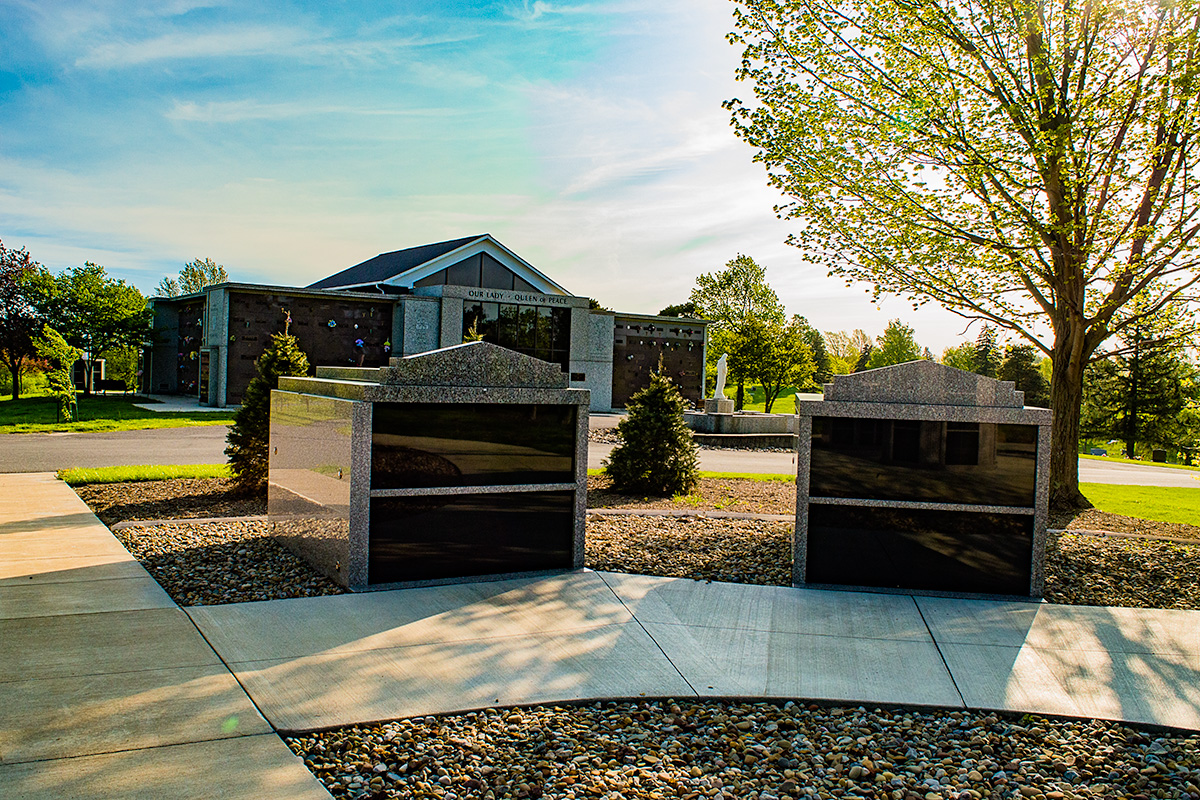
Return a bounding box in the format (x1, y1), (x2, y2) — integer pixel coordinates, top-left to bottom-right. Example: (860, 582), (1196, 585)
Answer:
(604, 370), (699, 496)
(225, 332), (310, 495)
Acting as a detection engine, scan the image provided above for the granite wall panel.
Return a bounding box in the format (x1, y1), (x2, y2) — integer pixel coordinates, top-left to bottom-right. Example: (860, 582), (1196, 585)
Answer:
(268, 390), (357, 588)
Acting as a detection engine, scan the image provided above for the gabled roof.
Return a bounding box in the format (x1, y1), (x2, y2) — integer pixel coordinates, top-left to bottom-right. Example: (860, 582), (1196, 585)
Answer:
(824, 360), (1026, 408)
(307, 233), (571, 295)
(308, 235), (483, 290)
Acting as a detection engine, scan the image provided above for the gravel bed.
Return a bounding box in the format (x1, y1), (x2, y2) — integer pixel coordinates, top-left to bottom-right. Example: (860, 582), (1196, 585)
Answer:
(79, 478), (1200, 610)
(284, 701), (1200, 800)
(76, 477), (264, 526)
(103, 512), (1200, 611)
(1045, 531), (1200, 610)
(587, 516), (1200, 610)
(111, 519), (344, 605)
(589, 428), (622, 445)
(1052, 509), (1200, 541)
(587, 515), (793, 586)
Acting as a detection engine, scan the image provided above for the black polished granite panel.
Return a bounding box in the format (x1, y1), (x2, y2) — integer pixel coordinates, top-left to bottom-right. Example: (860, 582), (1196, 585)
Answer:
(368, 491), (575, 584)
(810, 417), (1037, 506)
(806, 504), (1034, 595)
(372, 403), (576, 488)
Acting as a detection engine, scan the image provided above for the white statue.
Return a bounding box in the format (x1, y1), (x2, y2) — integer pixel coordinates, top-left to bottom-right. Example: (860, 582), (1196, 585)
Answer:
(714, 353), (728, 400)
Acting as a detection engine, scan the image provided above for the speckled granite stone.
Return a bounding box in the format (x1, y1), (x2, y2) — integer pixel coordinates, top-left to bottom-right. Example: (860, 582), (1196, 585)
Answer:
(822, 359), (1028, 408)
(796, 361), (1050, 599)
(270, 341), (588, 592)
(379, 341), (567, 388)
(314, 366), (384, 382)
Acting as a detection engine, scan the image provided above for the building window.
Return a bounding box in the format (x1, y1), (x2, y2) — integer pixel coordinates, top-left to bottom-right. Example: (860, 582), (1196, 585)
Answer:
(463, 300), (570, 372)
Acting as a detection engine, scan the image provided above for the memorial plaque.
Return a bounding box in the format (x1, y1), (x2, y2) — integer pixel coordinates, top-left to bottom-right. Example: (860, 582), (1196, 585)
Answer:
(269, 341), (589, 591)
(805, 504), (1034, 595)
(368, 491), (575, 584)
(809, 417), (1037, 507)
(371, 403), (576, 488)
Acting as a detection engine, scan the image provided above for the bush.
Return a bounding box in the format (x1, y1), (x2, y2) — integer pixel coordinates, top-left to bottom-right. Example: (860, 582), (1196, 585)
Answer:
(0, 361), (48, 399)
(225, 332), (310, 495)
(604, 369), (699, 496)
(34, 325), (80, 420)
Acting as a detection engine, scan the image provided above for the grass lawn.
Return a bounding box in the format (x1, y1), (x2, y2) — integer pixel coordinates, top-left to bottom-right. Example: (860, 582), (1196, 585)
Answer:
(1080, 483), (1200, 527)
(736, 385), (805, 413)
(0, 394), (236, 434)
(58, 464), (232, 486)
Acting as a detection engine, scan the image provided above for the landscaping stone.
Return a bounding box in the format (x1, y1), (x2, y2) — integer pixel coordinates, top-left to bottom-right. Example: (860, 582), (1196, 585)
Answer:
(283, 701), (1200, 800)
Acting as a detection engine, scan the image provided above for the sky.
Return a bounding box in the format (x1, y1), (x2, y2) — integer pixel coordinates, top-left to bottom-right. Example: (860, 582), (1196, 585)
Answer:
(0, 0), (980, 353)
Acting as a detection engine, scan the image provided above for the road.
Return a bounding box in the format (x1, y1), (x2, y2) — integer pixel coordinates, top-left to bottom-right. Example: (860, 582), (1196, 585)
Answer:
(1077, 457), (1200, 488)
(2, 424), (1197, 487)
(0, 427), (231, 472)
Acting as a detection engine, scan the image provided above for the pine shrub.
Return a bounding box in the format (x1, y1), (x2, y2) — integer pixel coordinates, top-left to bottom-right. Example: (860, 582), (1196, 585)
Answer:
(604, 370), (699, 496)
(225, 332), (310, 495)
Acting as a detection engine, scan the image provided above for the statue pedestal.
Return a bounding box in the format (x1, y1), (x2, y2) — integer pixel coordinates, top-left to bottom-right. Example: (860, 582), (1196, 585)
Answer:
(704, 398), (734, 414)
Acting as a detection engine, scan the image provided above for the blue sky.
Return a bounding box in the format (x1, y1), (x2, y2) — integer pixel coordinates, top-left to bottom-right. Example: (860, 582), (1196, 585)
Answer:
(0, 0), (972, 351)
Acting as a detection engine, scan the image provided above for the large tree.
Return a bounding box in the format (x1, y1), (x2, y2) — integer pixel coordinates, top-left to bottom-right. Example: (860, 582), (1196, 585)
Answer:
(45, 263), (153, 394)
(1081, 332), (1194, 456)
(0, 240), (51, 399)
(727, 0), (1200, 509)
(792, 315), (831, 386)
(826, 328), (872, 373)
(973, 326), (1001, 379)
(156, 257), (229, 297)
(867, 319), (924, 368)
(727, 315), (817, 410)
(999, 343), (1052, 407)
(689, 254), (786, 407)
(941, 342), (977, 372)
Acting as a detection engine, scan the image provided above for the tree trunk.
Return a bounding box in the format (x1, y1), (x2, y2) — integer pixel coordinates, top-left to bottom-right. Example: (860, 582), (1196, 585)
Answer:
(735, 380), (745, 411)
(1125, 333), (1140, 460)
(1048, 323), (1093, 511)
(1, 355), (21, 399)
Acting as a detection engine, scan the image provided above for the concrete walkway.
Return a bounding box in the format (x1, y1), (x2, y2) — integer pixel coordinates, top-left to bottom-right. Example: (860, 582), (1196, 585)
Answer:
(132, 393), (238, 412)
(0, 473), (331, 800)
(189, 572), (1200, 732)
(3, 475), (1200, 797)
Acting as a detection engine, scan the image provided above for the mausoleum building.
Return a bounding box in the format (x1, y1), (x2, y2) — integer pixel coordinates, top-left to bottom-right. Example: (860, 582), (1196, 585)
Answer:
(143, 234), (707, 412)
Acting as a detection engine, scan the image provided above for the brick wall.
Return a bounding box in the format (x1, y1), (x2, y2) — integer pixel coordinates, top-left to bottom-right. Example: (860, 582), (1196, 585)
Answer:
(611, 318), (705, 408)
(226, 292), (394, 403)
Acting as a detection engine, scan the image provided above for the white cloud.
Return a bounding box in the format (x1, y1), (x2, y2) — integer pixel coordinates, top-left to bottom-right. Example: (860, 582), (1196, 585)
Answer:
(164, 99), (457, 123)
(74, 26), (313, 68)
